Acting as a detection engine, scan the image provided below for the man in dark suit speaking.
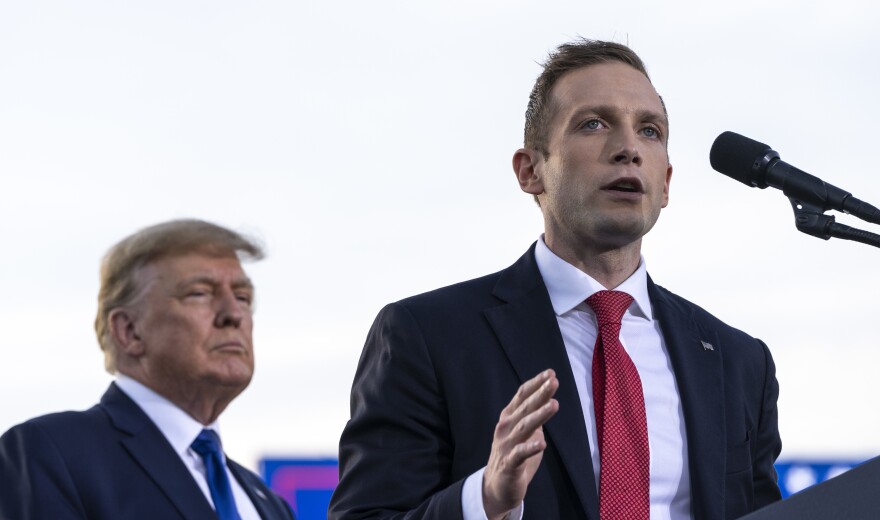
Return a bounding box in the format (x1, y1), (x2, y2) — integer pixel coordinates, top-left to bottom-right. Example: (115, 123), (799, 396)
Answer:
(329, 40), (782, 520)
(0, 219), (295, 520)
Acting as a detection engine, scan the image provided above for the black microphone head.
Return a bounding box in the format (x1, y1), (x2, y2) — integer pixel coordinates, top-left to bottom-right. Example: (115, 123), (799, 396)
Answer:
(710, 131), (776, 188)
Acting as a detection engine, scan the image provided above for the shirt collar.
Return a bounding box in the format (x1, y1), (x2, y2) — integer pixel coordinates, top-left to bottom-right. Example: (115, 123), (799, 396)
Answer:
(534, 235), (653, 320)
(115, 374), (222, 455)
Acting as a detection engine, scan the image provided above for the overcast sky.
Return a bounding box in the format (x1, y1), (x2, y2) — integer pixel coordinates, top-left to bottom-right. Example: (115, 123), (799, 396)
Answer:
(3, 0), (880, 470)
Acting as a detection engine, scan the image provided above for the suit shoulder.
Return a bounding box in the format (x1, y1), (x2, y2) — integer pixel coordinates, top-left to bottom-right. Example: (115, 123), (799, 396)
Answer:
(390, 269), (505, 312)
(652, 283), (764, 345)
(361, 268), (509, 357)
(1, 405), (108, 451)
(5, 405), (106, 436)
(377, 246), (539, 318)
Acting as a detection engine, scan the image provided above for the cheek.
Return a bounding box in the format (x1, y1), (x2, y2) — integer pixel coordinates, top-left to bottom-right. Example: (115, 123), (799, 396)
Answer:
(170, 314), (216, 345)
(243, 321), (255, 344)
(546, 160), (585, 196)
(662, 172), (672, 205)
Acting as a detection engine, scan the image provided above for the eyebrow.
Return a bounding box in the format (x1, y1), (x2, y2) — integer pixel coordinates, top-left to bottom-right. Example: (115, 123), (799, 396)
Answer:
(178, 275), (254, 291)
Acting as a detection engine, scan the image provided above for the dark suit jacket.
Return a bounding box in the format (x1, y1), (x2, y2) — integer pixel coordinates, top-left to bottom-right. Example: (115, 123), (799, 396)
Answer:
(0, 383), (296, 520)
(329, 245), (781, 520)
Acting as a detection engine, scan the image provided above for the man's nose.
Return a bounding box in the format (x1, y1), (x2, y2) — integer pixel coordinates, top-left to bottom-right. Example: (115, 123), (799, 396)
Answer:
(609, 129), (642, 166)
(214, 288), (245, 328)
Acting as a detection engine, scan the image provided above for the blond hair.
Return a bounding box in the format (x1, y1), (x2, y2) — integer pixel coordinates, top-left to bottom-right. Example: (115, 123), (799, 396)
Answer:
(95, 219), (264, 373)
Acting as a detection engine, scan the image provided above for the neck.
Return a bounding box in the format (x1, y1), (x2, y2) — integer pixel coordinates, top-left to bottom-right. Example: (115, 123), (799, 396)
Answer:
(117, 368), (239, 425)
(171, 389), (235, 425)
(543, 235), (642, 289)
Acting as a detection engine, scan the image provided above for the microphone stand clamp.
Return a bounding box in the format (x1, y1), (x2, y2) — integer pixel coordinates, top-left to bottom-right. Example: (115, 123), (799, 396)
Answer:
(788, 197), (880, 248)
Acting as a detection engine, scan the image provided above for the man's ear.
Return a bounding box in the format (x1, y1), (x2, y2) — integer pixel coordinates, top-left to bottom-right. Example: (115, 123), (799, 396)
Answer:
(109, 308), (145, 357)
(513, 148), (545, 196)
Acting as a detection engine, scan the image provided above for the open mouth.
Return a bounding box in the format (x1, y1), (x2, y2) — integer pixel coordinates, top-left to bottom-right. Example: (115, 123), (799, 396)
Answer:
(605, 179), (643, 193)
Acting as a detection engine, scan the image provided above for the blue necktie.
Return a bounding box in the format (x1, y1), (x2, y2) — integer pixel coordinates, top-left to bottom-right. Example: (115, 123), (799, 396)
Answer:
(191, 429), (242, 520)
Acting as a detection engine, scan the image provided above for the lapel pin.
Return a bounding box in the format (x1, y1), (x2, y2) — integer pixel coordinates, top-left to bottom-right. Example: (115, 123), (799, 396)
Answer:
(255, 489), (267, 500)
(701, 340), (714, 351)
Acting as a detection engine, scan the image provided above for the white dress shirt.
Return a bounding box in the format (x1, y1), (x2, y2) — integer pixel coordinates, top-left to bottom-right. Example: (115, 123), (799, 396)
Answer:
(463, 238), (692, 520)
(115, 375), (261, 520)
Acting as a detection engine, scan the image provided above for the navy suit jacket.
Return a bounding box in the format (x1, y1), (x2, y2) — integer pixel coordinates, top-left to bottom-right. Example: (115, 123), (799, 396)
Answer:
(0, 383), (296, 520)
(329, 245), (781, 520)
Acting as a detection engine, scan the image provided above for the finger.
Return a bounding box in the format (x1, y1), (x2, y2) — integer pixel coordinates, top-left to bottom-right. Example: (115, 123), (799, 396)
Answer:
(496, 376), (558, 440)
(514, 375), (559, 418)
(502, 369), (557, 417)
(504, 431), (549, 469)
(506, 397), (559, 446)
(503, 376), (559, 434)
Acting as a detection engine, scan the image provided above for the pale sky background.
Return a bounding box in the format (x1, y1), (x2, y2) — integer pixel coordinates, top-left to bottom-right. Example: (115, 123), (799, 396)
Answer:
(2, 0), (880, 473)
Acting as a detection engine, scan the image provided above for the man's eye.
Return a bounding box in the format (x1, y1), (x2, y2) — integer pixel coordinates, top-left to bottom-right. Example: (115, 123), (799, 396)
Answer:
(642, 127), (659, 138)
(235, 293), (253, 305)
(582, 119), (602, 130)
(184, 287), (211, 298)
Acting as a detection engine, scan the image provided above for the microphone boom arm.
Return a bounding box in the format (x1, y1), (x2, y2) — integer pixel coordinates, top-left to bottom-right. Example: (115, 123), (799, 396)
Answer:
(789, 197), (880, 248)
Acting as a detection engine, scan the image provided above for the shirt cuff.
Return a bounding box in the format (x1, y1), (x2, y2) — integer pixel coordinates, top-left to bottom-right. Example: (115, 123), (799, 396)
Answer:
(461, 467), (524, 520)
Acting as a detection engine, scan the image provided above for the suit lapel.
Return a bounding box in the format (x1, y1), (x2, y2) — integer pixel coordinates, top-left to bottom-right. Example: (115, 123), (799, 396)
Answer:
(100, 384), (218, 520)
(481, 250), (728, 519)
(228, 460), (287, 520)
(484, 247), (600, 520)
(648, 280), (724, 520)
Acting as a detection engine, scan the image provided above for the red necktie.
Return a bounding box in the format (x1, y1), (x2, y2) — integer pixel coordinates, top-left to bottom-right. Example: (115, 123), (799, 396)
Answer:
(587, 290), (650, 520)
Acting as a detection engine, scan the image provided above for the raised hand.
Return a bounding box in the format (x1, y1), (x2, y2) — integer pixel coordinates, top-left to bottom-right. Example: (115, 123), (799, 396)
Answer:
(483, 369), (559, 520)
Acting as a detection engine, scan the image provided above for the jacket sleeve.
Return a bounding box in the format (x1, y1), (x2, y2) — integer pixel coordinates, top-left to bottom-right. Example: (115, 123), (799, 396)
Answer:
(328, 302), (466, 520)
(752, 339), (783, 509)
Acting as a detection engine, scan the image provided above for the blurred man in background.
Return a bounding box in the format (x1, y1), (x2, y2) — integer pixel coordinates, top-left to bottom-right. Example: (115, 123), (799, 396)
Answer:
(0, 219), (295, 520)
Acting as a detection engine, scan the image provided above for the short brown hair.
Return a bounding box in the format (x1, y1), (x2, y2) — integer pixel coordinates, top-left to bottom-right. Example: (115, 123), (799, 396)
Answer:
(95, 219), (264, 373)
(524, 39), (658, 155)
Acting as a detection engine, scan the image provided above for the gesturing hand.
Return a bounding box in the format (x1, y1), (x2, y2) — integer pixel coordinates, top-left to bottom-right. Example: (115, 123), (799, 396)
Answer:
(482, 369), (559, 520)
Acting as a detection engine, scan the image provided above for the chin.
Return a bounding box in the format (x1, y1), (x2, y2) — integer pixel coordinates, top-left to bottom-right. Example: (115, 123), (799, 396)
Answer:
(591, 221), (649, 247)
(213, 363), (254, 388)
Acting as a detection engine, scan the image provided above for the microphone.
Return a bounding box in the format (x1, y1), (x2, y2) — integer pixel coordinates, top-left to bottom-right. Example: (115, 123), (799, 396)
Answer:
(710, 131), (880, 225)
